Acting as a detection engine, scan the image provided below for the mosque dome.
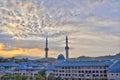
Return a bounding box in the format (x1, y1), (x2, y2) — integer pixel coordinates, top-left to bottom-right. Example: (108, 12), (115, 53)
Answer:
(57, 54), (65, 61)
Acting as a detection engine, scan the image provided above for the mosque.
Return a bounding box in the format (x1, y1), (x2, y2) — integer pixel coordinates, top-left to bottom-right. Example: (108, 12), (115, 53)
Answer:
(0, 36), (120, 80)
(44, 35), (69, 61)
(44, 35), (120, 80)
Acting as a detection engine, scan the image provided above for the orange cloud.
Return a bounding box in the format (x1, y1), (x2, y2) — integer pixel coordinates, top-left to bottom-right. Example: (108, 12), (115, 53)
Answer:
(0, 43), (4, 50)
(0, 43), (58, 58)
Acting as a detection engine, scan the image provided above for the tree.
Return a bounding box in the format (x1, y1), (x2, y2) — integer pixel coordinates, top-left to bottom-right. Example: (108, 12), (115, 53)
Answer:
(38, 70), (46, 78)
(1, 73), (30, 80)
(56, 76), (62, 80)
(35, 70), (48, 80)
(1, 73), (13, 80)
(93, 78), (104, 80)
(35, 74), (45, 80)
(22, 75), (29, 80)
(48, 74), (55, 80)
(14, 74), (22, 80)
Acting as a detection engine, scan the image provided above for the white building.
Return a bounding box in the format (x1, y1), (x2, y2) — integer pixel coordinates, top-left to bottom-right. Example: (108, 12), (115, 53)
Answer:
(14, 65), (40, 77)
(13, 62), (44, 77)
(53, 60), (111, 80)
(0, 67), (5, 78)
(0, 61), (44, 78)
(107, 61), (120, 80)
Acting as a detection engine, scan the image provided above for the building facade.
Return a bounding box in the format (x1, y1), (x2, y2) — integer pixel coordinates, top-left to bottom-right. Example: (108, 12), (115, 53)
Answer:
(107, 60), (120, 80)
(53, 61), (111, 80)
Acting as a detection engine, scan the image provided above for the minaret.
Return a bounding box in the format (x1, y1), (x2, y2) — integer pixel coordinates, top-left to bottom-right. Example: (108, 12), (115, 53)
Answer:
(45, 36), (49, 59)
(65, 35), (69, 60)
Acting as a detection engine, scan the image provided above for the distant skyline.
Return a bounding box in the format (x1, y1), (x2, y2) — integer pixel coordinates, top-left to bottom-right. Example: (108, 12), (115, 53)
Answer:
(0, 0), (120, 58)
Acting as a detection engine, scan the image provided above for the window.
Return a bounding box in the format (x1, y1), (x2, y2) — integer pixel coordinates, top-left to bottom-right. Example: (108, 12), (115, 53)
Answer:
(100, 66), (102, 69)
(65, 67), (67, 69)
(85, 71), (88, 73)
(93, 74), (95, 77)
(82, 70), (84, 73)
(104, 75), (107, 77)
(104, 70), (107, 73)
(100, 71), (103, 73)
(89, 71), (91, 73)
(78, 66), (81, 69)
(81, 74), (84, 77)
(96, 71), (99, 73)
(59, 70), (61, 72)
(23, 73), (25, 75)
(79, 74), (81, 76)
(96, 74), (99, 77)
(100, 75), (103, 77)
(87, 75), (90, 77)
(72, 67), (74, 69)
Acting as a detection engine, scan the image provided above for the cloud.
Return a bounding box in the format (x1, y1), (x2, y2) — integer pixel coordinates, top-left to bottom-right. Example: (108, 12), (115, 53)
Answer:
(0, 43), (58, 57)
(0, 0), (120, 57)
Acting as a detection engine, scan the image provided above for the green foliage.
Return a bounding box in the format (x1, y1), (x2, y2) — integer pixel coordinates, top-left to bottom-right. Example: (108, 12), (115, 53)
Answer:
(36, 74), (45, 80)
(48, 74), (55, 80)
(1, 73), (29, 80)
(56, 76), (62, 80)
(1, 73), (13, 80)
(1, 70), (56, 80)
(14, 74), (22, 80)
(93, 78), (104, 80)
(22, 75), (29, 80)
(38, 70), (46, 78)
(35, 70), (46, 80)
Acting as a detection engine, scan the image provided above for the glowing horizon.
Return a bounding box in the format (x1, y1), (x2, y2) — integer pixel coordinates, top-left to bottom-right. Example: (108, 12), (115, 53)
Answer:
(0, 0), (120, 58)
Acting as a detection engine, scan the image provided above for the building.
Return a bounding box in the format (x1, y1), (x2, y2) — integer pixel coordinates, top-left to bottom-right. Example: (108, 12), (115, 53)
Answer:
(0, 61), (45, 78)
(57, 54), (65, 63)
(107, 60), (120, 80)
(0, 59), (120, 80)
(65, 35), (69, 60)
(53, 61), (111, 80)
(45, 36), (49, 60)
(0, 35), (120, 80)
(0, 62), (19, 70)
(0, 67), (5, 78)
(45, 54), (65, 78)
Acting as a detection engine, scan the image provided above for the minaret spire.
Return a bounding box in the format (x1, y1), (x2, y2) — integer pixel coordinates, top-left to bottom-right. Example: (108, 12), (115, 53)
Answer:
(45, 35), (48, 60)
(65, 35), (69, 60)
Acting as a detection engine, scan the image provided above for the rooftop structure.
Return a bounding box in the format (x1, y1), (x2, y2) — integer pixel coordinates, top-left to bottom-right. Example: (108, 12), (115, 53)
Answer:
(45, 36), (49, 60)
(57, 54), (65, 61)
(65, 35), (69, 60)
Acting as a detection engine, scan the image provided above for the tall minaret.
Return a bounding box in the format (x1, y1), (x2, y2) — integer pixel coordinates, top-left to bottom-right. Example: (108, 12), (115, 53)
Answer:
(65, 35), (69, 60)
(45, 36), (48, 59)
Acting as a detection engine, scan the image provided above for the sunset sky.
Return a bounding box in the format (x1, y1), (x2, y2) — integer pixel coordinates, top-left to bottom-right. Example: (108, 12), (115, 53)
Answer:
(0, 0), (120, 58)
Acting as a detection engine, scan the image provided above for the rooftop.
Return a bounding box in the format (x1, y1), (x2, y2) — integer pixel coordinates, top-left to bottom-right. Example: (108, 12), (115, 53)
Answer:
(56, 61), (111, 67)
(108, 60), (120, 73)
